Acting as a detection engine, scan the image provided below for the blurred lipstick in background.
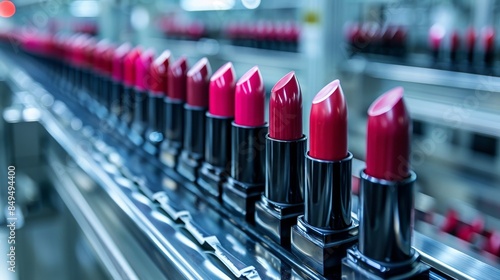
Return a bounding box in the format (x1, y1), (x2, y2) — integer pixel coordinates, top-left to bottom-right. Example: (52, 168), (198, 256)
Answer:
(177, 57), (211, 182)
(160, 56), (188, 168)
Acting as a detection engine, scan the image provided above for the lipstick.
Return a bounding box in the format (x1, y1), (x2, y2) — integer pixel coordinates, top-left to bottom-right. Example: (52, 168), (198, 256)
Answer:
(100, 44), (115, 115)
(483, 27), (495, 68)
(466, 28), (476, 64)
(92, 40), (109, 111)
(130, 49), (155, 145)
(109, 43), (131, 126)
(65, 35), (78, 91)
(81, 38), (96, 103)
(290, 80), (357, 276)
(429, 24), (444, 62)
(450, 31), (460, 63)
(144, 50), (171, 155)
(68, 35), (87, 95)
(255, 72), (306, 248)
(342, 87), (429, 279)
(119, 47), (141, 133)
(222, 66), (267, 223)
(197, 62), (236, 200)
(176, 58), (211, 182)
(160, 56), (188, 168)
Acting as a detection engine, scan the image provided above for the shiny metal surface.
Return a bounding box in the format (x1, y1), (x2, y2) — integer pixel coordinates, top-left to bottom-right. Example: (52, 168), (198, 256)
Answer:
(414, 231), (500, 280)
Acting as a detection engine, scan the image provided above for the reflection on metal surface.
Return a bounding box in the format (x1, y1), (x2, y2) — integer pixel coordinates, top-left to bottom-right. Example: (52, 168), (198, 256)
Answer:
(415, 231), (500, 280)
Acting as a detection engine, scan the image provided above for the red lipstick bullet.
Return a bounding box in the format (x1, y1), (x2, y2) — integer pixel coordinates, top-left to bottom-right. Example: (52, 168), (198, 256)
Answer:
(167, 56), (188, 101)
(268, 71), (302, 140)
(450, 31), (460, 63)
(177, 58), (211, 182)
(120, 47), (142, 131)
(255, 72), (306, 248)
(291, 80), (357, 276)
(223, 66), (267, 223)
(145, 50), (171, 155)
(208, 62), (236, 117)
(483, 27), (495, 67)
(149, 50), (170, 94)
(365, 87), (410, 181)
(309, 79), (348, 161)
(198, 62), (236, 200)
(343, 87), (429, 279)
(234, 66), (266, 127)
(131, 49), (155, 144)
(429, 24), (444, 62)
(160, 56), (188, 168)
(466, 28), (476, 64)
(186, 57), (210, 108)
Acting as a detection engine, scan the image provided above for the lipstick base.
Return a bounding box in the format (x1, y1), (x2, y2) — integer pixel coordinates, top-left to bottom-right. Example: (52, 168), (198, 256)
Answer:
(128, 88), (149, 146)
(222, 177), (263, 223)
(107, 81), (124, 127)
(290, 216), (359, 277)
(255, 135), (306, 247)
(197, 115), (232, 200)
(160, 99), (184, 168)
(222, 123), (267, 223)
(118, 86), (135, 136)
(144, 94), (166, 156)
(197, 162), (226, 200)
(176, 106), (206, 182)
(160, 141), (182, 168)
(342, 247), (430, 279)
(177, 151), (202, 182)
(255, 196), (303, 248)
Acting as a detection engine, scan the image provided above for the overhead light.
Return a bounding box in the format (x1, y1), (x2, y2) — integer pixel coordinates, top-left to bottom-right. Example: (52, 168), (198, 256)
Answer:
(241, 0), (260, 9)
(70, 1), (100, 18)
(0, 1), (16, 18)
(181, 0), (235, 11)
(131, 7), (149, 30)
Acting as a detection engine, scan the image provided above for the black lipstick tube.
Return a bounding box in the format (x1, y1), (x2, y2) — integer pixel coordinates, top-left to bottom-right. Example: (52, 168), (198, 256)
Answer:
(485, 49), (494, 68)
(100, 74), (111, 112)
(118, 85), (135, 135)
(255, 134), (306, 248)
(128, 87), (149, 145)
(160, 97), (184, 168)
(144, 93), (165, 155)
(96, 73), (111, 117)
(176, 104), (206, 182)
(467, 47), (474, 64)
(80, 68), (91, 102)
(342, 170), (430, 279)
(197, 113), (232, 200)
(222, 123), (267, 223)
(66, 64), (75, 91)
(291, 152), (358, 277)
(108, 79), (124, 127)
(73, 66), (83, 103)
(87, 70), (101, 114)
